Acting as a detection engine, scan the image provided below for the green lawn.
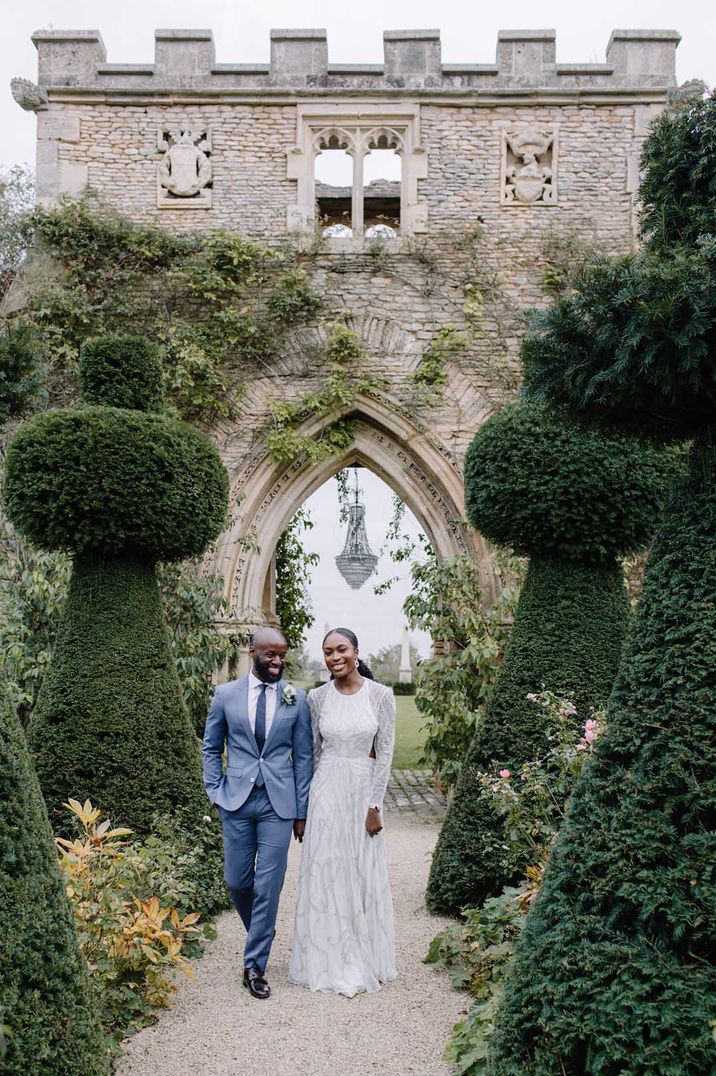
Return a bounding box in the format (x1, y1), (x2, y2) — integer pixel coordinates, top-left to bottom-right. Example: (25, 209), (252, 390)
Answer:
(393, 694), (426, 770)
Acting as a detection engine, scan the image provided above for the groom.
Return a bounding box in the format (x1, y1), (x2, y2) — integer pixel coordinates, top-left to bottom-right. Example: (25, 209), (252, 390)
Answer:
(202, 627), (313, 999)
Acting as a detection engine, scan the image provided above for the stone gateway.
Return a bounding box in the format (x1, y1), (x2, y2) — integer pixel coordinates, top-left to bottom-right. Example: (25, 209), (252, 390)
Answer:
(11, 26), (683, 656)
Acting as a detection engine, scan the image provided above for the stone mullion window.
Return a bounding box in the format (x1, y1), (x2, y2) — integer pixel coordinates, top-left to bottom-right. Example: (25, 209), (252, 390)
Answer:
(288, 105), (428, 241)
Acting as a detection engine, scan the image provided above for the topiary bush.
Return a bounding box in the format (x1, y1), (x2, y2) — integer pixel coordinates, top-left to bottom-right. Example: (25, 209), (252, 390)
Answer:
(488, 95), (716, 1074)
(0, 684), (108, 1075)
(427, 400), (672, 915)
(78, 334), (164, 412)
(3, 333), (229, 833)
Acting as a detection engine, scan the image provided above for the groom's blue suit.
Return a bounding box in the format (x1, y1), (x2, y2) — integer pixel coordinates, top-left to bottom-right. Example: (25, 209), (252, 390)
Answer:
(202, 676), (313, 974)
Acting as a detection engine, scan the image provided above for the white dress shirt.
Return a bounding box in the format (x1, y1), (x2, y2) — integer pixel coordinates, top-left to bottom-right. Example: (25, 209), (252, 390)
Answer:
(247, 672), (279, 739)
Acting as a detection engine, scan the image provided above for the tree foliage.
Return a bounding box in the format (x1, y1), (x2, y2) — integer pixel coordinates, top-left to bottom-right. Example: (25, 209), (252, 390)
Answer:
(275, 507), (319, 651)
(0, 164), (33, 299)
(404, 552), (523, 788)
(489, 87), (716, 1076)
(0, 322), (44, 424)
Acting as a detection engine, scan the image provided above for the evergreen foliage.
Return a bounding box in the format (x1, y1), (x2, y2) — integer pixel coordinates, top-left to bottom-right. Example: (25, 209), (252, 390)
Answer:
(4, 406), (227, 560)
(0, 685), (108, 1075)
(489, 88), (716, 1075)
(0, 322), (43, 423)
(427, 401), (670, 914)
(28, 555), (209, 831)
(79, 334), (164, 412)
(3, 333), (229, 833)
(464, 401), (668, 560)
(522, 245), (716, 441)
(427, 558), (628, 913)
(489, 447), (716, 1074)
(639, 91), (716, 250)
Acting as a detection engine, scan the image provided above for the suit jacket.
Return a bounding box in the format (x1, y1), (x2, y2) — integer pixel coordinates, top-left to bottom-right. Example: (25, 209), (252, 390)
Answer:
(201, 676), (313, 819)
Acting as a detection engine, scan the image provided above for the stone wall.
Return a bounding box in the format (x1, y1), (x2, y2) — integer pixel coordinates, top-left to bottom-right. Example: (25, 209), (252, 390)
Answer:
(11, 26), (681, 629)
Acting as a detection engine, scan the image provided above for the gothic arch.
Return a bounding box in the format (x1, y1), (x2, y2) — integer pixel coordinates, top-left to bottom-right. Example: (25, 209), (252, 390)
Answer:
(210, 393), (498, 636)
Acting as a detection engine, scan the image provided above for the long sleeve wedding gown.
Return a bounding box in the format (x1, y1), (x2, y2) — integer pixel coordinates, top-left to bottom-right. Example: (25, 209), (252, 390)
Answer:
(288, 678), (397, 997)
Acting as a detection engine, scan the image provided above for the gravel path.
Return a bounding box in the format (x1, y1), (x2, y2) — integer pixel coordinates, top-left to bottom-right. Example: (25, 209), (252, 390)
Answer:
(118, 815), (463, 1076)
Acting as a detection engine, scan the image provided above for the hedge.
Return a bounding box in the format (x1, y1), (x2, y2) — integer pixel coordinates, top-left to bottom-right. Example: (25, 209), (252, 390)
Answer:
(29, 554), (209, 832)
(78, 334), (164, 412)
(426, 557), (628, 914)
(426, 401), (672, 914)
(0, 685), (108, 1075)
(3, 333), (229, 835)
(4, 406), (228, 561)
(488, 446), (716, 1074)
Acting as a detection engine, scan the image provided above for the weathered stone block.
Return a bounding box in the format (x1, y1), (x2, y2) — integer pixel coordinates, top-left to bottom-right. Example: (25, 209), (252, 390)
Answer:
(32, 30), (106, 86)
(606, 30), (680, 84)
(384, 30), (441, 83)
(270, 29), (328, 86)
(37, 112), (81, 142)
(497, 30), (556, 78)
(154, 29), (215, 82)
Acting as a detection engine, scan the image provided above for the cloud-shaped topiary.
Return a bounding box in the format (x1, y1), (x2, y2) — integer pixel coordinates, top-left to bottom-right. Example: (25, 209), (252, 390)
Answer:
(3, 334), (229, 832)
(427, 399), (673, 915)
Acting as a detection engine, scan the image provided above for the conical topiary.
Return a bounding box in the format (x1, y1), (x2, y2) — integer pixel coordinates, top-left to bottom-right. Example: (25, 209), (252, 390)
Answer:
(488, 95), (716, 1073)
(0, 683), (109, 1075)
(426, 399), (672, 915)
(3, 335), (229, 832)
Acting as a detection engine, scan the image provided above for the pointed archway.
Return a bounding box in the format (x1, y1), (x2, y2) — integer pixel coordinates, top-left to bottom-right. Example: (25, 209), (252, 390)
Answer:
(210, 394), (497, 671)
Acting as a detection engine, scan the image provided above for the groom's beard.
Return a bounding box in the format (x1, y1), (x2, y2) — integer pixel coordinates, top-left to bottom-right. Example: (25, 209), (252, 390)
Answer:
(253, 658), (284, 684)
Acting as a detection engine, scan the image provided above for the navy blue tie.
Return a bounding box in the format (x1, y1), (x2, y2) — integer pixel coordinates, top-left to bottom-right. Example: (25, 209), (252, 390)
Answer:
(255, 684), (267, 786)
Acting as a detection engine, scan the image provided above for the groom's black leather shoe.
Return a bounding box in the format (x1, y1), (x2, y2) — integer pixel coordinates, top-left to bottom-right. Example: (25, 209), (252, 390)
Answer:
(243, 967), (271, 999)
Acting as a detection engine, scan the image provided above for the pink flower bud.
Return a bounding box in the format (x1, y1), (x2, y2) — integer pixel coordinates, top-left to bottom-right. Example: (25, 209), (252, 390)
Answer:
(499, 769), (510, 779)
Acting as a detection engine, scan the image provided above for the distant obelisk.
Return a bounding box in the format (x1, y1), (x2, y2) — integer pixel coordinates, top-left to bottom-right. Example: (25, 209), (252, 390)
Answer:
(398, 625), (412, 683)
(320, 621), (331, 682)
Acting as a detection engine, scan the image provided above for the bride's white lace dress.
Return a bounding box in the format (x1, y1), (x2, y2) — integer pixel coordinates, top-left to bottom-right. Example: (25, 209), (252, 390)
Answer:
(288, 678), (397, 996)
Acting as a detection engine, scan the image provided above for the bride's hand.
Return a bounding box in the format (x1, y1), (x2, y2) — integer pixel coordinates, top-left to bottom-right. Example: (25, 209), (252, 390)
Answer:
(365, 807), (383, 837)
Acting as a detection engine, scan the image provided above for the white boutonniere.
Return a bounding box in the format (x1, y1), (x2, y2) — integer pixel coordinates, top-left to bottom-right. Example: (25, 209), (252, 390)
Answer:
(281, 682), (297, 706)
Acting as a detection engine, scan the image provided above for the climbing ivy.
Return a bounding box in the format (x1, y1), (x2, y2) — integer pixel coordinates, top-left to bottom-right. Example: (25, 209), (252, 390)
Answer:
(264, 324), (385, 464)
(19, 198), (320, 421)
(275, 508), (320, 650)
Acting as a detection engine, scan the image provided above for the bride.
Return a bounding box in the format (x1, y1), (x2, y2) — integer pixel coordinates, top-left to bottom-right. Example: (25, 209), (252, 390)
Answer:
(289, 627), (397, 996)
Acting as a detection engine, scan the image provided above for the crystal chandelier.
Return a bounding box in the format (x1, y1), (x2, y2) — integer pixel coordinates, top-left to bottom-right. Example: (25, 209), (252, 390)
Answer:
(335, 467), (378, 590)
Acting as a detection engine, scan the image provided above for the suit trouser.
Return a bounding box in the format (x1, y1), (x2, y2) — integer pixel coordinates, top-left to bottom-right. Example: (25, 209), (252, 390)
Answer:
(219, 786), (293, 973)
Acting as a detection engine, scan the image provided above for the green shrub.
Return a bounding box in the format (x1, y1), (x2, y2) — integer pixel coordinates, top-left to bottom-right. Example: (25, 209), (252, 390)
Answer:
(78, 334), (164, 412)
(0, 322), (43, 423)
(428, 401), (676, 913)
(3, 334), (229, 838)
(463, 400), (672, 561)
(489, 452), (716, 1073)
(391, 681), (415, 696)
(489, 96), (716, 1073)
(522, 246), (716, 441)
(56, 798), (205, 1050)
(28, 554), (210, 833)
(0, 686), (108, 1075)
(639, 91), (716, 250)
(427, 558), (628, 913)
(4, 406), (228, 561)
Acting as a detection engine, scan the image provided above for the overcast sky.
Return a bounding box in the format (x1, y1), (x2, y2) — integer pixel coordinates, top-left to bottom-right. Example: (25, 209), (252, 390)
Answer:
(2, 1), (714, 660)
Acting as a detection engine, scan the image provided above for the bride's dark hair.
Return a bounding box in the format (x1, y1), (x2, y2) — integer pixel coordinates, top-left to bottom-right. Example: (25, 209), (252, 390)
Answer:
(323, 627), (375, 680)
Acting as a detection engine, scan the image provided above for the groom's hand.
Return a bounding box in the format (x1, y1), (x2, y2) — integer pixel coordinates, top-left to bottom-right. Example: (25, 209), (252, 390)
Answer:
(293, 819), (306, 843)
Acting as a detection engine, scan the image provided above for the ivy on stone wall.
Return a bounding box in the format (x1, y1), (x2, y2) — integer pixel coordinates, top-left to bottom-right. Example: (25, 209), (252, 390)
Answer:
(18, 198), (320, 422)
(264, 323), (385, 464)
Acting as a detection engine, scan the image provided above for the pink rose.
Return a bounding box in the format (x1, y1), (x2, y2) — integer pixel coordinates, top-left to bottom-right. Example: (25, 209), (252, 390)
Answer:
(499, 769), (510, 779)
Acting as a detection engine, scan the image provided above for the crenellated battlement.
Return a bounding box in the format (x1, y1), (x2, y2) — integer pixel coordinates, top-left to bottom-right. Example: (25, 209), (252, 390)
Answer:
(27, 27), (680, 98)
